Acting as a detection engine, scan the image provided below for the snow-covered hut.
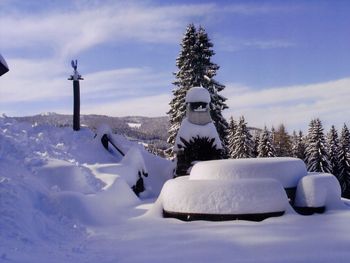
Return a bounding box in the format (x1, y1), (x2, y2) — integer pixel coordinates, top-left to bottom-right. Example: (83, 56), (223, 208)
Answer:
(174, 87), (223, 176)
(0, 53), (9, 76)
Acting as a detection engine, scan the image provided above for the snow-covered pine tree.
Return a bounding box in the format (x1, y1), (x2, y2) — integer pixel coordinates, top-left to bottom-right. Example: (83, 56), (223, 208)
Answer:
(291, 130), (306, 160)
(252, 130), (261, 158)
(257, 126), (275, 157)
(227, 116), (236, 157)
(230, 116), (254, 159)
(167, 24), (228, 155)
(167, 24), (197, 152)
(304, 118), (331, 173)
(338, 124), (350, 197)
(274, 124), (292, 157)
(327, 125), (341, 177)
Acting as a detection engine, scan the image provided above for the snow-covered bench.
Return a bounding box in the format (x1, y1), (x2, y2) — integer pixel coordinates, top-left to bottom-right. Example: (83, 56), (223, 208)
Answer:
(294, 173), (343, 215)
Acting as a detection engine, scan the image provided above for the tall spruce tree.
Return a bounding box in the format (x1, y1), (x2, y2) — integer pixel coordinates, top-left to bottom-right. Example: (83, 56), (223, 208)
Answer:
(291, 130), (306, 160)
(305, 118), (331, 173)
(258, 126), (276, 157)
(338, 124), (350, 197)
(327, 125), (341, 177)
(167, 24), (228, 154)
(230, 116), (254, 159)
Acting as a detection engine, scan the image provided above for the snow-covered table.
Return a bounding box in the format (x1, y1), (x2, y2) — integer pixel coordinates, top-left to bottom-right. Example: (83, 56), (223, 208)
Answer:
(160, 158), (343, 221)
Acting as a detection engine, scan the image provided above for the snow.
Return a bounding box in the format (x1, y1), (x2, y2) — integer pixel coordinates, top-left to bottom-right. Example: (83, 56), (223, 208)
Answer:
(190, 157), (307, 188)
(294, 172), (344, 209)
(174, 118), (223, 151)
(127, 122), (141, 128)
(161, 176), (289, 214)
(2, 116), (350, 263)
(185, 86), (211, 103)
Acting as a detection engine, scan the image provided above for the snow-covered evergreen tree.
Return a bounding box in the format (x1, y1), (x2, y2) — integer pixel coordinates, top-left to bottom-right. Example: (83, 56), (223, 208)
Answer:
(258, 126), (276, 157)
(227, 116), (236, 157)
(304, 118), (331, 173)
(274, 124), (292, 157)
(252, 130), (261, 158)
(338, 124), (350, 197)
(230, 116), (254, 159)
(327, 125), (340, 177)
(291, 130), (306, 160)
(167, 24), (228, 154)
(167, 24), (197, 152)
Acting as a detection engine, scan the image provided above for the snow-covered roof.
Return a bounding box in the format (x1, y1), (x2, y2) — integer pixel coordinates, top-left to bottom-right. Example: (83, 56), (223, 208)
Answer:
(0, 53), (8, 69)
(185, 87), (211, 103)
(0, 53), (9, 76)
(189, 157), (307, 188)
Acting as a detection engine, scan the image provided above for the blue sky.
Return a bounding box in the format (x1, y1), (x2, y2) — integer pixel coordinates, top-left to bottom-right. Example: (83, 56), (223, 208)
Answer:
(0, 0), (350, 132)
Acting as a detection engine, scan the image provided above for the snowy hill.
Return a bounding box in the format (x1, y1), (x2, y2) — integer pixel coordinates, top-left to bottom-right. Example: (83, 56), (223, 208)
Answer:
(13, 113), (170, 152)
(2, 116), (350, 263)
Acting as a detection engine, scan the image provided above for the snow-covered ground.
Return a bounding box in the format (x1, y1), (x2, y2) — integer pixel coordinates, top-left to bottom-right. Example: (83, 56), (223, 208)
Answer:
(1, 116), (350, 263)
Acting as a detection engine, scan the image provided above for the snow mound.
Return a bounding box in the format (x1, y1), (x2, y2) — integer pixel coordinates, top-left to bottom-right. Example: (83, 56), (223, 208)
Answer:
(161, 176), (289, 215)
(185, 86), (211, 103)
(190, 157), (307, 188)
(53, 177), (140, 225)
(174, 118), (223, 151)
(294, 173), (343, 209)
(35, 159), (100, 194)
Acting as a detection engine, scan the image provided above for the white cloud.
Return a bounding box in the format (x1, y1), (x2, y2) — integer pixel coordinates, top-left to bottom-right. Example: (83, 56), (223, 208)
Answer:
(82, 94), (171, 117)
(0, 2), (215, 59)
(0, 58), (171, 116)
(0, 2), (302, 59)
(223, 78), (350, 132)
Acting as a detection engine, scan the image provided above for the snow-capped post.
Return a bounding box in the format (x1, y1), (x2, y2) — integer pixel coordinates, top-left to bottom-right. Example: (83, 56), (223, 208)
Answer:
(0, 53), (9, 76)
(68, 60), (83, 131)
(174, 87), (223, 176)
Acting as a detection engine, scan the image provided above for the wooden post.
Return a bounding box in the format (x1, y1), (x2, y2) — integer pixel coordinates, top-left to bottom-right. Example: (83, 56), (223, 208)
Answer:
(68, 60), (83, 131)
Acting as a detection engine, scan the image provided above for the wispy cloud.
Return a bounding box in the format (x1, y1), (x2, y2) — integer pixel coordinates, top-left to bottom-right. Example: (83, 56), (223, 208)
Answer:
(0, 2), (215, 59)
(223, 78), (350, 131)
(0, 1), (302, 59)
(0, 58), (171, 116)
(217, 37), (296, 52)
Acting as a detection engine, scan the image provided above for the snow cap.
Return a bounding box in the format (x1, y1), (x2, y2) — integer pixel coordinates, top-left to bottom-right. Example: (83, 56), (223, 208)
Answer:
(185, 87), (211, 103)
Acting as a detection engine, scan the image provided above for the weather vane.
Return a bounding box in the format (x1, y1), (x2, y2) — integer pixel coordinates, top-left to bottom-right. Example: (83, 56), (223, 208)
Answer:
(69, 60), (83, 81)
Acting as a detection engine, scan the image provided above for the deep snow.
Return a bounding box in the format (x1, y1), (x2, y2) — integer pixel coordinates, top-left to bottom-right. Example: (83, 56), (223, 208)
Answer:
(1, 116), (350, 263)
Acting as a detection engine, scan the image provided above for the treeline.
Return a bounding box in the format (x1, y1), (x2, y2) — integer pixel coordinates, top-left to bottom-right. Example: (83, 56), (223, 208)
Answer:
(227, 116), (350, 198)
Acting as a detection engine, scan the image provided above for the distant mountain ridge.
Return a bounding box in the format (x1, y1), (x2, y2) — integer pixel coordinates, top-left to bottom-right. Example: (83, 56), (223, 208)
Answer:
(13, 113), (171, 151)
